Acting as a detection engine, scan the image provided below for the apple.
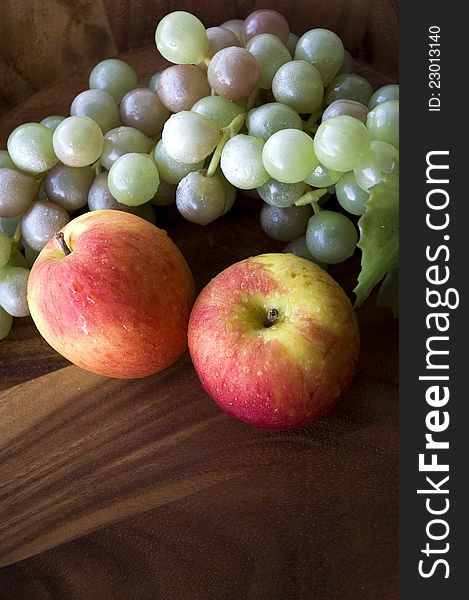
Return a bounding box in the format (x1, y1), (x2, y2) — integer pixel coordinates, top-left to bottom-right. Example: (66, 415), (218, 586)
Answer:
(188, 253), (359, 429)
(27, 210), (195, 378)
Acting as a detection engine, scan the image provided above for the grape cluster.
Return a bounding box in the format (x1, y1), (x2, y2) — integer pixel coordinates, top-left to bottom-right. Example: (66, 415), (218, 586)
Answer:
(0, 8), (399, 341)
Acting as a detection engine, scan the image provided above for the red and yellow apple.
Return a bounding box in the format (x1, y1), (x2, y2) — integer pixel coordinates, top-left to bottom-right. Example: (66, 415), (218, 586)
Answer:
(27, 210), (195, 378)
(188, 253), (359, 429)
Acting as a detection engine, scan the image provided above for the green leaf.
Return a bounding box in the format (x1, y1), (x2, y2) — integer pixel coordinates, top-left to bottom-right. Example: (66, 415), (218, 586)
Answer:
(354, 174), (399, 308)
(377, 266), (399, 318)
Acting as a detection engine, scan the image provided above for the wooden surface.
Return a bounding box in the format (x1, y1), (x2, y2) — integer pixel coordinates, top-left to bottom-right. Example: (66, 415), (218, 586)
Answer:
(0, 17), (398, 600)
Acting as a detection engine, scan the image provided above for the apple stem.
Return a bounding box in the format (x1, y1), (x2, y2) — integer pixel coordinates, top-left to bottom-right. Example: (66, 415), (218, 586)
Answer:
(264, 308), (279, 328)
(55, 232), (72, 256)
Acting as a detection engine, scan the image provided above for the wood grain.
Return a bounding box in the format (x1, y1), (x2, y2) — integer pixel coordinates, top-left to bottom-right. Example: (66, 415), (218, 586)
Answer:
(0, 10), (398, 598)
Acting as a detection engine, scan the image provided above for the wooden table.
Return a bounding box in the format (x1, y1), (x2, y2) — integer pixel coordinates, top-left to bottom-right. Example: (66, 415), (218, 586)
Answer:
(0, 47), (398, 599)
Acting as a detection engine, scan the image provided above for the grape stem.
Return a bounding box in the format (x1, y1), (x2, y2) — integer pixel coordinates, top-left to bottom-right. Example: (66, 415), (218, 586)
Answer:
(295, 188), (328, 208)
(10, 217), (23, 256)
(206, 112), (246, 178)
(12, 219), (22, 246)
(55, 232), (72, 256)
(311, 200), (322, 215)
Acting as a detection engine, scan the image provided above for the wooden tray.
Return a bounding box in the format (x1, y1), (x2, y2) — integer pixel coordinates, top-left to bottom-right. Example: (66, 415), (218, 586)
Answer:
(0, 46), (398, 599)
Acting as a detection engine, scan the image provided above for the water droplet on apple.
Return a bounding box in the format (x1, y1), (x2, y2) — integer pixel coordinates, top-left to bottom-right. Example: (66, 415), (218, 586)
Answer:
(256, 370), (262, 376)
(78, 315), (90, 334)
(225, 348), (234, 357)
(242, 366), (250, 374)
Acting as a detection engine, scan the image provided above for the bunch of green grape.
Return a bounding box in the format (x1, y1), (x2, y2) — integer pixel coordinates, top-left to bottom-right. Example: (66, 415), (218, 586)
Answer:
(0, 8), (399, 340)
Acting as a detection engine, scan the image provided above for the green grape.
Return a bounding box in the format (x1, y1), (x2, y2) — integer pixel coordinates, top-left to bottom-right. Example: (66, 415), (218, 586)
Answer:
(40, 115), (65, 131)
(246, 33), (291, 89)
(257, 179), (307, 208)
(7, 123), (58, 173)
(0, 232), (12, 268)
(154, 139), (204, 184)
(21, 201), (70, 252)
(108, 153), (160, 206)
(306, 210), (358, 264)
(304, 163), (343, 188)
(335, 171), (370, 215)
(314, 115), (371, 172)
(71, 89), (120, 133)
(353, 140), (399, 192)
(369, 84), (399, 110)
(325, 73), (373, 106)
(294, 28), (344, 85)
(366, 99), (399, 149)
(191, 96), (244, 129)
(88, 173), (136, 213)
(0, 265), (30, 317)
(0, 150), (15, 169)
(0, 168), (39, 218)
(271, 60), (324, 114)
(53, 116), (104, 168)
(176, 169), (226, 225)
(0, 305), (13, 340)
(162, 111), (221, 164)
(283, 236), (327, 268)
(246, 102), (303, 141)
(262, 129), (318, 184)
(220, 134), (269, 190)
(260, 203), (313, 242)
(101, 126), (152, 171)
(322, 99), (368, 124)
(155, 11), (208, 65)
(89, 59), (138, 103)
(149, 179), (177, 206)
